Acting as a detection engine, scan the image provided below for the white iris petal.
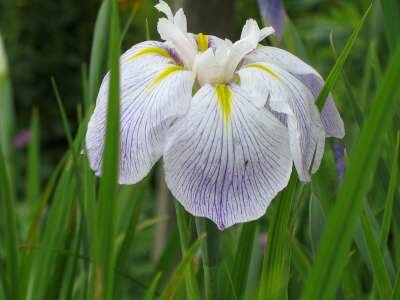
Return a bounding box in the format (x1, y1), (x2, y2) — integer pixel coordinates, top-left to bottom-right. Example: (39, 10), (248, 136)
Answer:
(164, 84), (292, 229)
(154, 0), (174, 21)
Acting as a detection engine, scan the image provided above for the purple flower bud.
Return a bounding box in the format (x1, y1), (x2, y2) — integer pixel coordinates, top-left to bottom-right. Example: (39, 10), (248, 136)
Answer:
(259, 233), (268, 251)
(14, 129), (32, 149)
(332, 142), (346, 182)
(257, 0), (286, 40)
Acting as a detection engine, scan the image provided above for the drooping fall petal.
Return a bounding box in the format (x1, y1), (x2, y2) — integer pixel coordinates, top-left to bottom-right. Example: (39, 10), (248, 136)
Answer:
(86, 41), (195, 184)
(163, 84), (292, 229)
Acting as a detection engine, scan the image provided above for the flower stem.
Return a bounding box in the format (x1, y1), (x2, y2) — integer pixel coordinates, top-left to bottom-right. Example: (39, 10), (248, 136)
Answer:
(195, 217), (220, 300)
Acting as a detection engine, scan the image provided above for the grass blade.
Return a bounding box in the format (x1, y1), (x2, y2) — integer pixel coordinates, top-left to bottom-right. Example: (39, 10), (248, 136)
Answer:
(291, 238), (311, 282)
(316, 3), (372, 110)
(94, 0), (121, 299)
(113, 183), (147, 298)
(143, 272), (162, 300)
(58, 220), (83, 300)
(195, 218), (220, 300)
(174, 202), (200, 300)
(51, 78), (75, 151)
(145, 18), (151, 41)
(329, 33), (364, 126)
(0, 34), (15, 167)
(120, 4), (138, 42)
(300, 44), (400, 300)
(152, 227), (180, 278)
(222, 261), (238, 300)
(26, 159), (75, 300)
(0, 149), (20, 300)
(360, 210), (392, 298)
(25, 154), (67, 245)
(258, 174), (297, 300)
(87, 0), (110, 109)
(380, 0), (400, 51)
(136, 215), (169, 233)
(160, 234), (206, 300)
(380, 132), (400, 248)
(26, 110), (40, 205)
(230, 221), (257, 299)
(393, 268), (400, 300)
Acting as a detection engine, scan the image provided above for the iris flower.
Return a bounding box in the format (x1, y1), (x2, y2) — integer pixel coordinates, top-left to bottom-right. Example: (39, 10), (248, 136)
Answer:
(86, 1), (344, 229)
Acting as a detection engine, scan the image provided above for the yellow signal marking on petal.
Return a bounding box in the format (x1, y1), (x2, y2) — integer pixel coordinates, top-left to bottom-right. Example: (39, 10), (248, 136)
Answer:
(196, 33), (209, 52)
(215, 84), (233, 125)
(127, 47), (172, 62)
(246, 63), (283, 82)
(146, 65), (184, 92)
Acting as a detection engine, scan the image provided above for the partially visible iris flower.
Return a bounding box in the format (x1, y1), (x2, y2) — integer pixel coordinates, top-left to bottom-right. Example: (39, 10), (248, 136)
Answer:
(86, 1), (344, 229)
(257, 0), (286, 40)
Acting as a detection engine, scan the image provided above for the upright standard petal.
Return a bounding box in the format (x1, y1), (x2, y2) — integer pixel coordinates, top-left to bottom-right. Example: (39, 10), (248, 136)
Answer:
(223, 20), (274, 79)
(154, 0), (174, 21)
(86, 41), (195, 184)
(155, 1), (197, 69)
(163, 84), (292, 229)
(238, 62), (325, 181)
(244, 46), (345, 138)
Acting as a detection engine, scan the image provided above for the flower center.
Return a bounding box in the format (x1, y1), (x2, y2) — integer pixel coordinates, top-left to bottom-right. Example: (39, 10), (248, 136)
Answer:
(191, 20), (275, 86)
(155, 1), (275, 86)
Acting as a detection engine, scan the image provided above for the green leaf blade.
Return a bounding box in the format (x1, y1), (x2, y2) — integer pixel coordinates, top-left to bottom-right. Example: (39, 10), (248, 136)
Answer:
(258, 174), (297, 300)
(0, 149), (20, 300)
(380, 132), (400, 248)
(0, 34), (15, 168)
(160, 234), (206, 300)
(87, 0), (111, 109)
(230, 221), (257, 299)
(316, 3), (372, 110)
(94, 1), (121, 299)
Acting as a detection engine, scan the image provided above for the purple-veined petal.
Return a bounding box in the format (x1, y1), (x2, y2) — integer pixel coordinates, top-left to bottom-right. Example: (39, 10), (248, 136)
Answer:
(207, 35), (224, 49)
(163, 84), (292, 230)
(244, 46), (345, 139)
(257, 0), (286, 40)
(295, 73), (345, 138)
(86, 41), (195, 184)
(238, 62), (325, 181)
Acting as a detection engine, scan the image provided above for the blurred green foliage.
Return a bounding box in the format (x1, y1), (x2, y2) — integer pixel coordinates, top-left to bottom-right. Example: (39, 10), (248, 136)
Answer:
(0, 0), (158, 170)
